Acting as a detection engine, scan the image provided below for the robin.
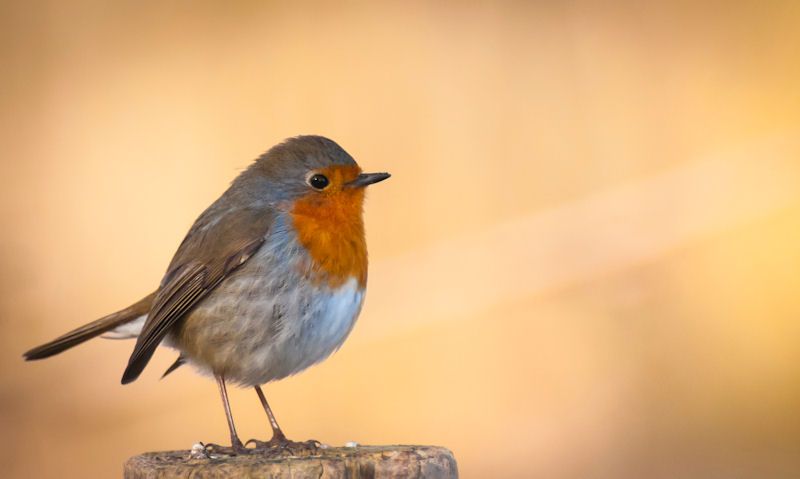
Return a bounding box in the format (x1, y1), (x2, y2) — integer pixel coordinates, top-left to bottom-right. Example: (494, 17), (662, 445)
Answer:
(23, 135), (390, 454)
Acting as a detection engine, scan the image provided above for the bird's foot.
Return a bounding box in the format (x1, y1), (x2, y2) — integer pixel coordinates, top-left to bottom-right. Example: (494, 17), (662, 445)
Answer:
(246, 436), (321, 457)
(202, 438), (251, 456)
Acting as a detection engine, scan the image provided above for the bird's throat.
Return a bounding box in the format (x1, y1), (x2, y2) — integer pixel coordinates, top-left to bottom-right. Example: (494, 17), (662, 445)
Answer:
(290, 189), (368, 288)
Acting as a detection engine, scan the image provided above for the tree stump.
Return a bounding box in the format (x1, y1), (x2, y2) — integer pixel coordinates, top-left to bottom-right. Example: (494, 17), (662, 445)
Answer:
(124, 445), (458, 479)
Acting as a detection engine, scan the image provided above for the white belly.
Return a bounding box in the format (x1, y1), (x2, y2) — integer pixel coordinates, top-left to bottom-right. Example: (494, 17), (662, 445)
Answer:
(103, 278), (365, 386)
(168, 268), (365, 386)
(234, 277), (365, 385)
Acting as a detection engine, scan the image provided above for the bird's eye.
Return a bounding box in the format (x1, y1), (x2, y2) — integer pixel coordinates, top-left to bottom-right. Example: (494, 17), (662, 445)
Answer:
(308, 173), (330, 190)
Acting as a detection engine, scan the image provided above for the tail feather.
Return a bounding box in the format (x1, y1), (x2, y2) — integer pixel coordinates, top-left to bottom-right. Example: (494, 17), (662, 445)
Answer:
(161, 355), (186, 379)
(23, 292), (156, 361)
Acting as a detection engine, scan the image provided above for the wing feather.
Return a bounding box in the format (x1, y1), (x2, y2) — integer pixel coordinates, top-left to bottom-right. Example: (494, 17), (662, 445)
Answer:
(121, 204), (272, 384)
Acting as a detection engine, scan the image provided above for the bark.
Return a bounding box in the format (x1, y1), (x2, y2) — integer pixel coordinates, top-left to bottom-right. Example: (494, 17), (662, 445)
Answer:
(124, 445), (458, 479)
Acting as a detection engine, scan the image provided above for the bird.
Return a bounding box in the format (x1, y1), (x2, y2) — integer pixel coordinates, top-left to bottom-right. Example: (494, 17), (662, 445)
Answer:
(23, 135), (390, 455)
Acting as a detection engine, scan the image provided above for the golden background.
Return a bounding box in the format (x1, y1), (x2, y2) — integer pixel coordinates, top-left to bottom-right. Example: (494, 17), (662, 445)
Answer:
(2, 2), (799, 477)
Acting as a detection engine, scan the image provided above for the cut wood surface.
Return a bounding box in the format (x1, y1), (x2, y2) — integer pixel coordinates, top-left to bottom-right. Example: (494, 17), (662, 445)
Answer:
(124, 445), (458, 479)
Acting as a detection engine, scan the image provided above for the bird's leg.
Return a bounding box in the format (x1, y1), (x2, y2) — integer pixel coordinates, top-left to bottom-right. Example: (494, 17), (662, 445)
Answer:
(219, 376), (247, 451)
(203, 375), (249, 455)
(245, 385), (320, 456)
(257, 384), (287, 442)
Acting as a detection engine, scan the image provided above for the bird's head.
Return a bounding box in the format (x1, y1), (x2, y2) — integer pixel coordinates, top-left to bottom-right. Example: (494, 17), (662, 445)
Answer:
(240, 135), (389, 287)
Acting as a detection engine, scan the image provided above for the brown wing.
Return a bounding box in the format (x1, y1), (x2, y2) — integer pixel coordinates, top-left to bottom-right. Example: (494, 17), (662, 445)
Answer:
(121, 205), (273, 384)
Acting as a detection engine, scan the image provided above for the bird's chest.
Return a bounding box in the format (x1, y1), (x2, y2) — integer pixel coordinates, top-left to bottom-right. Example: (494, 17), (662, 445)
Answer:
(177, 231), (367, 385)
(218, 276), (365, 385)
(287, 278), (365, 352)
(290, 198), (368, 288)
(199, 236), (365, 339)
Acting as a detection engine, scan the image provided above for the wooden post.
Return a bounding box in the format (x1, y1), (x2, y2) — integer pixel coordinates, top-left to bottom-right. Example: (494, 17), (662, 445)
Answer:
(124, 445), (458, 478)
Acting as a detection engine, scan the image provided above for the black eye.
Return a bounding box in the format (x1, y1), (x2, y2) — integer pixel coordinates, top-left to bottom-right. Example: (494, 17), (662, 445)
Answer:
(308, 174), (329, 190)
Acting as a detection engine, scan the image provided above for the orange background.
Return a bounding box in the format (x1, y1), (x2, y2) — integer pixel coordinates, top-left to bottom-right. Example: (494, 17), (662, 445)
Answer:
(2, 2), (800, 478)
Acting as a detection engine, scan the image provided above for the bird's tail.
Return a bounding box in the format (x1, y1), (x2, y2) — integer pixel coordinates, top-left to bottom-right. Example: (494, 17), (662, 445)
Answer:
(23, 292), (156, 361)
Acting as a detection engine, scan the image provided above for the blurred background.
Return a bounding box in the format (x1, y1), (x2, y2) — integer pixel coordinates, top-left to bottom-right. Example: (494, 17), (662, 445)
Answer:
(2, 1), (799, 477)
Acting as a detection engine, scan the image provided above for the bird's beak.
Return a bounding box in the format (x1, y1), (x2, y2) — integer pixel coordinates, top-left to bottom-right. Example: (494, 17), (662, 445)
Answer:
(346, 172), (391, 188)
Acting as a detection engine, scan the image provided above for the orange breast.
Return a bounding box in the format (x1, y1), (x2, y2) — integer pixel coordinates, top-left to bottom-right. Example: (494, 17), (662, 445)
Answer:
(289, 166), (368, 288)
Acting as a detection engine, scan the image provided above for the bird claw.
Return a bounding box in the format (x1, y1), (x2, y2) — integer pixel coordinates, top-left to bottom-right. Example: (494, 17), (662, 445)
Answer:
(201, 440), (251, 456)
(245, 437), (321, 456)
